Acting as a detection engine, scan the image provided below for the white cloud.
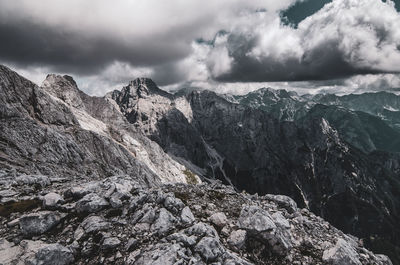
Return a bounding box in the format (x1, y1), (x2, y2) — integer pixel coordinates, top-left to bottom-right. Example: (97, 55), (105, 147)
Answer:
(299, 0), (400, 72)
(2, 0), (400, 96)
(77, 62), (153, 96)
(193, 0), (400, 83)
(0, 0), (299, 48)
(1, 63), (52, 85)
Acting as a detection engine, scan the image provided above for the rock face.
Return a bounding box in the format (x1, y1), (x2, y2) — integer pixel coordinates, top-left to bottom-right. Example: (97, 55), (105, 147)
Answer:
(106, 80), (400, 263)
(0, 65), (197, 186)
(0, 64), (398, 264)
(233, 87), (400, 154)
(0, 176), (392, 264)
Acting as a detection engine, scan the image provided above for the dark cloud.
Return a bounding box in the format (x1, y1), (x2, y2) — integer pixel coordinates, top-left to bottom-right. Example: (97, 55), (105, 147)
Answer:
(1, 0), (400, 96)
(0, 21), (190, 75)
(214, 34), (387, 83)
(0, 0), (299, 80)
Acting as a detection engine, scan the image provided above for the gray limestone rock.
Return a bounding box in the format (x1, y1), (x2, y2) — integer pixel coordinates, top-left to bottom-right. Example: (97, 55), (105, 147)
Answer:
(27, 243), (74, 265)
(151, 208), (177, 235)
(185, 222), (219, 239)
(15, 175), (51, 187)
(102, 237), (121, 250)
(3, 240), (74, 265)
(167, 232), (197, 247)
(0, 66), (397, 265)
(209, 212), (228, 228)
(322, 239), (362, 265)
(237, 205), (276, 234)
(74, 215), (110, 240)
(76, 193), (109, 213)
(163, 195), (185, 215)
(42, 192), (64, 209)
(194, 236), (223, 262)
(264, 194), (298, 214)
(238, 205), (293, 255)
(133, 243), (185, 265)
(227, 230), (247, 250)
(19, 211), (65, 236)
(0, 239), (21, 264)
(180, 206), (195, 225)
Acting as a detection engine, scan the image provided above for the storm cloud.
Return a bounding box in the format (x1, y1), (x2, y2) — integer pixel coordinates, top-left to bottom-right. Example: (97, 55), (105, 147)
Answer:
(203, 0), (400, 82)
(0, 0), (298, 73)
(0, 0), (400, 95)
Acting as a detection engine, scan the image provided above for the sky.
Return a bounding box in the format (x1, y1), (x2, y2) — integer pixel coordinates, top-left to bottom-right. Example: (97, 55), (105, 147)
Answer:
(1, 0), (400, 96)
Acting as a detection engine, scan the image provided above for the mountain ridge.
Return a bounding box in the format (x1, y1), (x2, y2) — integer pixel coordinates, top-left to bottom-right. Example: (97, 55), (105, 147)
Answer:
(0, 64), (399, 264)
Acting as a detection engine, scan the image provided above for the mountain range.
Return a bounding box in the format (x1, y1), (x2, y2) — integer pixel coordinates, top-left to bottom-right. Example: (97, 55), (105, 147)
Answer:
(0, 64), (399, 264)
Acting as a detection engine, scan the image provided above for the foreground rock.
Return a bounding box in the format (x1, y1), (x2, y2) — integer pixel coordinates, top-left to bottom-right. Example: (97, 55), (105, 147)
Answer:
(0, 176), (392, 265)
(19, 211), (65, 236)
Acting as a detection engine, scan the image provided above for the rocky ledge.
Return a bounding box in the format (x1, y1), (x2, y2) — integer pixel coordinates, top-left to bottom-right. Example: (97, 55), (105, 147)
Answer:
(0, 172), (392, 264)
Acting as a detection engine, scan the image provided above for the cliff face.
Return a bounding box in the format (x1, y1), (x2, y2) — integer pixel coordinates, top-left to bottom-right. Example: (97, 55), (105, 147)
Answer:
(108, 81), (400, 263)
(0, 65), (197, 185)
(0, 64), (397, 264)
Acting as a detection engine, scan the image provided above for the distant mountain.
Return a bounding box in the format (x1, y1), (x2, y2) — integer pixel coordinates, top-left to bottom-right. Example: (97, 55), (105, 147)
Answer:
(314, 92), (400, 130)
(108, 81), (400, 263)
(0, 65), (399, 264)
(233, 88), (400, 154)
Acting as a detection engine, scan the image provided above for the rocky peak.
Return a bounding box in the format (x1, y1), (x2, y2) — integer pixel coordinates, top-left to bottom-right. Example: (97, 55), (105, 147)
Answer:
(129, 78), (158, 96)
(42, 74), (79, 90)
(41, 74), (84, 108)
(115, 78), (171, 101)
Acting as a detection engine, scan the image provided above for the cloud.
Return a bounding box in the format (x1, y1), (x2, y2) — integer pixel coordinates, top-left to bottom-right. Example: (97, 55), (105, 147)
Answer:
(0, 0), (299, 75)
(200, 0), (400, 82)
(1, 0), (400, 96)
(77, 62), (153, 96)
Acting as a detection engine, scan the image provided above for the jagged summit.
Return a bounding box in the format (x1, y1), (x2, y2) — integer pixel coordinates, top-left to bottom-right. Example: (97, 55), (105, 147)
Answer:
(117, 77), (172, 99)
(42, 74), (78, 90)
(41, 74), (84, 109)
(0, 64), (399, 264)
(129, 77), (158, 92)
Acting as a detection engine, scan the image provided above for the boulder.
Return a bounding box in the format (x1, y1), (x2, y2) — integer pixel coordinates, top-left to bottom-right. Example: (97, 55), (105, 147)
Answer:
(322, 239), (362, 265)
(167, 232), (197, 247)
(195, 236), (223, 262)
(263, 194), (298, 214)
(74, 216), (110, 240)
(185, 222), (218, 239)
(28, 242), (74, 265)
(227, 230), (247, 250)
(102, 237), (121, 250)
(180, 206), (195, 225)
(238, 205), (293, 255)
(76, 193), (109, 213)
(19, 211), (65, 236)
(209, 212), (228, 228)
(163, 195), (185, 215)
(0, 239), (21, 264)
(133, 243), (185, 265)
(151, 208), (176, 235)
(42, 192), (64, 209)
(237, 205), (276, 234)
